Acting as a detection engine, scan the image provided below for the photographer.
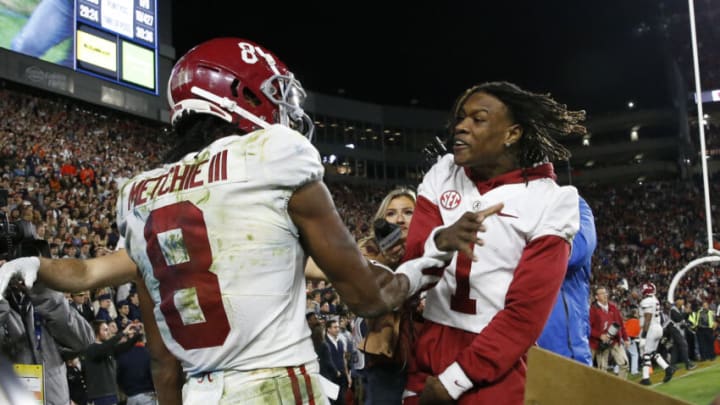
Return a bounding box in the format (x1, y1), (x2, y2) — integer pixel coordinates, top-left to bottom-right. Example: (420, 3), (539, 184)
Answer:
(0, 276), (94, 405)
(0, 212), (94, 405)
(589, 286), (630, 379)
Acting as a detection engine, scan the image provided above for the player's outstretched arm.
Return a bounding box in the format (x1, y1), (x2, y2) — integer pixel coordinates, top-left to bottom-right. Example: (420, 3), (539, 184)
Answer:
(0, 250), (138, 298)
(290, 181), (438, 318)
(38, 249), (138, 293)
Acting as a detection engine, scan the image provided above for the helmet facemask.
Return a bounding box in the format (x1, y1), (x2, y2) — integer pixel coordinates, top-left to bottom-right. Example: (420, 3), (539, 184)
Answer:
(261, 73), (314, 141)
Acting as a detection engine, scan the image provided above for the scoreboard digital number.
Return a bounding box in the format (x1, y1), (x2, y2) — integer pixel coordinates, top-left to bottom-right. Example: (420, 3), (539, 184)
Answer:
(76, 0), (157, 94)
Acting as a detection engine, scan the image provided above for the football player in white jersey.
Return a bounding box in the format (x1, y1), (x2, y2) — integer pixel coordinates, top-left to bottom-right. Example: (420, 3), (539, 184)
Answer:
(0, 38), (449, 405)
(638, 282), (675, 385)
(401, 81), (583, 405)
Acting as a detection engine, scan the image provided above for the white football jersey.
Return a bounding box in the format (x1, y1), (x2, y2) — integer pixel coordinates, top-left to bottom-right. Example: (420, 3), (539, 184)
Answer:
(418, 155), (579, 333)
(640, 295), (662, 327)
(116, 125), (323, 375)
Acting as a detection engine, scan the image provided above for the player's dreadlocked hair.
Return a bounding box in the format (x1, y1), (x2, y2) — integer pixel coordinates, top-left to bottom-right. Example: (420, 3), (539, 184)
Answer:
(449, 81), (588, 168)
(164, 111), (240, 162)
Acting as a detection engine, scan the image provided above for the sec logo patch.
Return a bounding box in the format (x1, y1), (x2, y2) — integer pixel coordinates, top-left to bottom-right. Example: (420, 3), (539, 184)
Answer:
(440, 190), (462, 210)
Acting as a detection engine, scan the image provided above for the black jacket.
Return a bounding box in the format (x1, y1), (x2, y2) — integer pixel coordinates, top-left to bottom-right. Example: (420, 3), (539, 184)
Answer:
(82, 333), (139, 399)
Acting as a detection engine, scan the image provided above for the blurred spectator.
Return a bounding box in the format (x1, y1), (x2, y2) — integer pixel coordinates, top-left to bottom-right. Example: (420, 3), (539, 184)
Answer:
(690, 301), (716, 361)
(684, 301), (700, 362)
(70, 291), (95, 323)
(0, 281), (94, 405)
(624, 307), (642, 375)
(312, 323), (339, 401)
(83, 321), (141, 405)
(666, 297), (696, 370)
(65, 355), (87, 405)
(115, 322), (157, 405)
(126, 290), (141, 321)
(326, 319), (351, 405)
(115, 300), (131, 331)
(538, 196), (597, 365)
(94, 293), (114, 323)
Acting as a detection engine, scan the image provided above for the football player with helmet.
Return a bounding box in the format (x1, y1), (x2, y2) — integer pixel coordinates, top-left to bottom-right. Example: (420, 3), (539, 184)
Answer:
(0, 38), (451, 405)
(638, 282), (675, 385)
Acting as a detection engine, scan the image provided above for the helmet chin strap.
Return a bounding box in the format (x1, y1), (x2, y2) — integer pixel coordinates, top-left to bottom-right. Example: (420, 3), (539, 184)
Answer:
(190, 86), (270, 130)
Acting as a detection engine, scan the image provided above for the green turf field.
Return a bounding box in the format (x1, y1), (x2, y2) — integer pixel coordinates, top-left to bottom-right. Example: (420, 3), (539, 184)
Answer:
(657, 360), (720, 405)
(628, 359), (720, 404)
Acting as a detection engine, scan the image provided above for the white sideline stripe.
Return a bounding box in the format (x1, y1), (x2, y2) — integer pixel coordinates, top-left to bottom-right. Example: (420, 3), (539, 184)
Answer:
(649, 361), (720, 387)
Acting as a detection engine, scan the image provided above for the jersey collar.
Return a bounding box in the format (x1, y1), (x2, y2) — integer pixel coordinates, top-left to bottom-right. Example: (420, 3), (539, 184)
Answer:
(464, 162), (557, 194)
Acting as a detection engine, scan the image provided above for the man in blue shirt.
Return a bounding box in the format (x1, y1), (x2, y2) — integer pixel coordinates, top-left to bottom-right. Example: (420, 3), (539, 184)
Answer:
(537, 196), (597, 365)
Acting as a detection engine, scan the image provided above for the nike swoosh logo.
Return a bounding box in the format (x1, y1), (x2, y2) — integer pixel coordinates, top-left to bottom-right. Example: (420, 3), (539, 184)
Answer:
(454, 380), (466, 388)
(497, 211), (518, 218)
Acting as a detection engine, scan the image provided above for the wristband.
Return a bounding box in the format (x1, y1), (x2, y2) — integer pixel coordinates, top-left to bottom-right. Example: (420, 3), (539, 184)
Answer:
(423, 226), (455, 262)
(438, 362), (473, 400)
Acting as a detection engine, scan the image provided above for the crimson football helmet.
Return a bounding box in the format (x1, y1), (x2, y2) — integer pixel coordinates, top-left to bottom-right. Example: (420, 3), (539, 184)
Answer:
(641, 282), (656, 296)
(167, 38), (313, 139)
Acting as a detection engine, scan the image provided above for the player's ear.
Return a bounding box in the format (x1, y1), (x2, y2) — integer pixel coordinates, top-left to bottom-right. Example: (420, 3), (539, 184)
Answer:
(504, 124), (523, 146)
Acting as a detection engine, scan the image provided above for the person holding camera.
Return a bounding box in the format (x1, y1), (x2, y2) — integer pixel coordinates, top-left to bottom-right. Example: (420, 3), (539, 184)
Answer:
(115, 321), (157, 405)
(357, 188), (418, 405)
(0, 275), (94, 405)
(306, 187), (420, 404)
(589, 286), (630, 379)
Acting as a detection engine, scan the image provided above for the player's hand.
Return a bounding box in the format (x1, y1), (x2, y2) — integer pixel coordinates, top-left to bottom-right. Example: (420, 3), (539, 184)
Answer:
(434, 203), (503, 261)
(396, 257), (447, 298)
(419, 376), (454, 405)
(0, 257), (41, 300)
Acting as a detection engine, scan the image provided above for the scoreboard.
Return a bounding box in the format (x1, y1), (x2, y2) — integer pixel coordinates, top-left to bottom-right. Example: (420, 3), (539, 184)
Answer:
(75, 0), (158, 94)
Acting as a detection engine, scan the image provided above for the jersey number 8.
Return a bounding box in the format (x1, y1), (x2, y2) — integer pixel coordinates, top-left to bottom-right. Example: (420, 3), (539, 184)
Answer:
(145, 201), (231, 350)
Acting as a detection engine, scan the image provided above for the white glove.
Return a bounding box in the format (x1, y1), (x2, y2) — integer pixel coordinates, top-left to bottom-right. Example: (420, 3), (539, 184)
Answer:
(396, 256), (446, 298)
(0, 257), (41, 300)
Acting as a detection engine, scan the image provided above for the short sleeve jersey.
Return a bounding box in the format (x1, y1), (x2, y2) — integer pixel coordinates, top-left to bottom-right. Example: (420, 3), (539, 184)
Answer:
(116, 125), (323, 375)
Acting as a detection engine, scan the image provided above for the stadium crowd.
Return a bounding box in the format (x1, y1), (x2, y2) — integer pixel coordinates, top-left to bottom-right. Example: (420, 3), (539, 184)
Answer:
(1, 83), (719, 403)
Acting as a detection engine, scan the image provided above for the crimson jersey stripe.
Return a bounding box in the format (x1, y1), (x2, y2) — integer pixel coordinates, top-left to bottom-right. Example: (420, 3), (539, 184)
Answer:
(286, 367), (302, 405)
(300, 365), (315, 405)
(402, 195), (443, 263)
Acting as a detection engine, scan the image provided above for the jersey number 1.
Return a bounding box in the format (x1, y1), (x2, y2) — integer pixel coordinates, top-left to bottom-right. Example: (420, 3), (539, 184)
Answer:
(451, 245), (477, 314)
(145, 201), (231, 350)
